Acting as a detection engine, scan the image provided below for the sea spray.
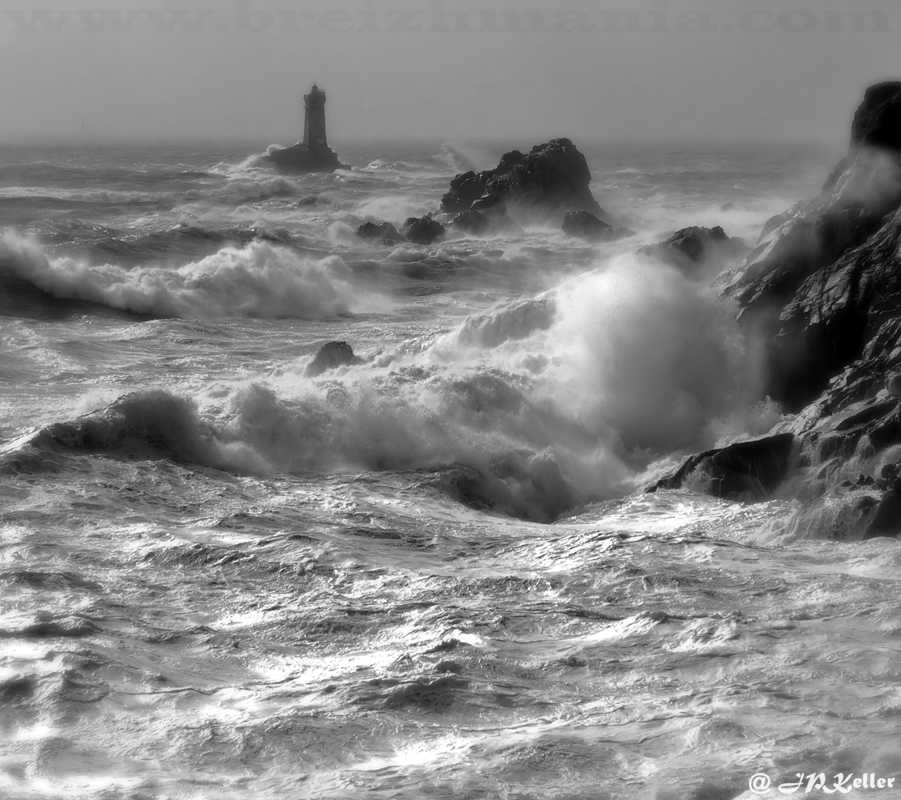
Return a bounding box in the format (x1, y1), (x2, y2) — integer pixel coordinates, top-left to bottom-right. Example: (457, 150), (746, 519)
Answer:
(355, 195), (433, 226)
(543, 253), (755, 451)
(8, 252), (762, 520)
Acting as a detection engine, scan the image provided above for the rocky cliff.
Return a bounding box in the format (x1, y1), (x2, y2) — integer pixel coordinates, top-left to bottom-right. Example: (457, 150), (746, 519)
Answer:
(657, 82), (901, 538)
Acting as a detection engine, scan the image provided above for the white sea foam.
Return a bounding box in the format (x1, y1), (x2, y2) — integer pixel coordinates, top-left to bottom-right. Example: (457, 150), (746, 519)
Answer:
(0, 231), (381, 319)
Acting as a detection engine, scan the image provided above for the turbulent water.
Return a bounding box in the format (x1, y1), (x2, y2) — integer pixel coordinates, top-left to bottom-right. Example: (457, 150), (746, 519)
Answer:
(1, 139), (899, 800)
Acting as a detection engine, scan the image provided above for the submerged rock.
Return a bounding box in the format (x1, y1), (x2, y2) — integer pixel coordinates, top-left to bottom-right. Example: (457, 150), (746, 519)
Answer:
(561, 211), (628, 242)
(440, 138), (602, 220)
(641, 226), (746, 272)
(357, 221), (404, 245)
(651, 434), (796, 501)
(306, 342), (362, 377)
(402, 215), (446, 245)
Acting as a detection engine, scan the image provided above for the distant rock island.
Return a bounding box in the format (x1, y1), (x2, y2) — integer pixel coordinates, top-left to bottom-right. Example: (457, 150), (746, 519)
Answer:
(265, 84), (344, 173)
(441, 138), (603, 220)
(356, 138), (630, 244)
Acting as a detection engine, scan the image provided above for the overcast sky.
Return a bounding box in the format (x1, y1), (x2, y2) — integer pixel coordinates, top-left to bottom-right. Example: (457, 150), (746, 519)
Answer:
(0, 0), (897, 145)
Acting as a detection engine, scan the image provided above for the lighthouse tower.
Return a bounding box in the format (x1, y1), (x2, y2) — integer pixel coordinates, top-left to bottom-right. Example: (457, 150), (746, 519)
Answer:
(265, 82), (342, 172)
(303, 84), (328, 152)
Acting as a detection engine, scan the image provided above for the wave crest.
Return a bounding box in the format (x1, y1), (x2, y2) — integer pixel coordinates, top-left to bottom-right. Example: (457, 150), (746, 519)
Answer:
(0, 232), (375, 319)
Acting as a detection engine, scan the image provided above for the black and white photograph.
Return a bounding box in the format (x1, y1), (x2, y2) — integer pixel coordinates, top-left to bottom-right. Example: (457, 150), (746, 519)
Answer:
(1, 1), (899, 798)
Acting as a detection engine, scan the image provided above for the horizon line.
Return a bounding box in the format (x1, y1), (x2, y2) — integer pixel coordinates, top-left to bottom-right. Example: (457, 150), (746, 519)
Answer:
(0, 134), (843, 149)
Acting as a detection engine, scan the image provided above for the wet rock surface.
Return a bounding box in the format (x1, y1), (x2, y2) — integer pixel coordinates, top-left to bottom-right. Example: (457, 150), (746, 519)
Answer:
(651, 434), (796, 501)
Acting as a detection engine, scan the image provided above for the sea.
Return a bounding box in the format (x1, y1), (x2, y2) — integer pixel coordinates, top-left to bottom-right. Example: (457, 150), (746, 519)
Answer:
(1, 138), (899, 800)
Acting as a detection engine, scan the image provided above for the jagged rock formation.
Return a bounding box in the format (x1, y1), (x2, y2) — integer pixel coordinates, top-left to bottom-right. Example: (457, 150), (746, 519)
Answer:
(727, 103), (901, 408)
(265, 84), (345, 173)
(306, 341), (362, 377)
(658, 82), (901, 538)
(640, 226), (747, 273)
(441, 139), (602, 221)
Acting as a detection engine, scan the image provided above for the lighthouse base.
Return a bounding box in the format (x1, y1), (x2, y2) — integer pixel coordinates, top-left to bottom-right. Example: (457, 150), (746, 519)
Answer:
(264, 143), (345, 173)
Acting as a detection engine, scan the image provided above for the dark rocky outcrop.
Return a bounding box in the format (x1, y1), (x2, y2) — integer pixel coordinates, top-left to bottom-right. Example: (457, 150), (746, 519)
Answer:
(357, 221), (404, 245)
(640, 226), (747, 273)
(402, 215), (446, 245)
(764, 209), (901, 409)
(562, 211), (629, 242)
(651, 434), (796, 501)
(440, 139), (602, 221)
(306, 342), (362, 377)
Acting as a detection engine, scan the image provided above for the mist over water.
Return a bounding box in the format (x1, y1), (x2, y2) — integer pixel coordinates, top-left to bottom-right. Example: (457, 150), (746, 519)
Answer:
(2, 139), (897, 800)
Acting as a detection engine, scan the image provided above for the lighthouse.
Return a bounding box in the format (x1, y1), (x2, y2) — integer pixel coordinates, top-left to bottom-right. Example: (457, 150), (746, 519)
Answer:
(303, 84), (328, 152)
(265, 83), (344, 172)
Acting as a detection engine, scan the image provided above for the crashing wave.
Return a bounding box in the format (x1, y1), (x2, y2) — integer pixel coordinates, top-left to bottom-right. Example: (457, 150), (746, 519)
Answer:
(2, 253), (760, 521)
(0, 231), (377, 319)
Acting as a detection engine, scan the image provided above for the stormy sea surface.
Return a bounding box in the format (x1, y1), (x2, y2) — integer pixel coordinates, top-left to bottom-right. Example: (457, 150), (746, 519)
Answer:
(1, 140), (899, 800)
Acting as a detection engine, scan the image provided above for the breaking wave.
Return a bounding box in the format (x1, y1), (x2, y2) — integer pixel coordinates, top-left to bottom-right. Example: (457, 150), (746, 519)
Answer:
(0, 231), (375, 319)
(4, 254), (760, 520)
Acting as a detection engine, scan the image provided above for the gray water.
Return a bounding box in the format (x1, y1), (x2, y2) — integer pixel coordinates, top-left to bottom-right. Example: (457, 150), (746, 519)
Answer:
(1, 139), (899, 800)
